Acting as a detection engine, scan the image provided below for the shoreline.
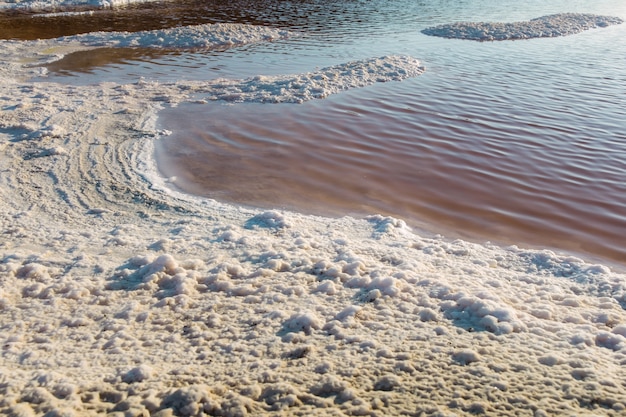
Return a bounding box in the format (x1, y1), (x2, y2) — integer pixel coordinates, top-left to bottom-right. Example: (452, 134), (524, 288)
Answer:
(1, 9), (626, 416)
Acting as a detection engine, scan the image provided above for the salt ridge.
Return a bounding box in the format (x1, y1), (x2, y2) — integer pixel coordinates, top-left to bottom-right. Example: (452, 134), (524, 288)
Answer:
(422, 13), (624, 41)
(189, 56), (425, 103)
(59, 23), (293, 50)
(1, 12), (626, 417)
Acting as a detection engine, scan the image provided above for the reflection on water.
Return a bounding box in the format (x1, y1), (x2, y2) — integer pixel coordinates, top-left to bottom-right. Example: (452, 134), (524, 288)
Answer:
(4, 0), (626, 267)
(0, 0), (267, 40)
(42, 47), (170, 75)
(0, 0), (418, 41)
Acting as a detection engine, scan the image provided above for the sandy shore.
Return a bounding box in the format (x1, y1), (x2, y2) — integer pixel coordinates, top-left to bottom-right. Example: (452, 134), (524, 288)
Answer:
(1, 14), (626, 417)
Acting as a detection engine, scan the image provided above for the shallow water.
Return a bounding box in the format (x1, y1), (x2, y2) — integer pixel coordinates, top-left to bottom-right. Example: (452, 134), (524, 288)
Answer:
(8, 0), (626, 266)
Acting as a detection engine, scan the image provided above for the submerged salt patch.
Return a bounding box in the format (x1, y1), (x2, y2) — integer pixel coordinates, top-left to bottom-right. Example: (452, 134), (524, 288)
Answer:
(422, 13), (624, 41)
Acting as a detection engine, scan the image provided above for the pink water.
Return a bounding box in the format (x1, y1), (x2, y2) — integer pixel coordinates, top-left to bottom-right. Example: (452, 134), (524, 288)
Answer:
(156, 16), (626, 267)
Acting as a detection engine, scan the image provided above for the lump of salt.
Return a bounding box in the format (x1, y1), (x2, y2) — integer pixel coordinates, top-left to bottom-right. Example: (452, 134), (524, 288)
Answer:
(452, 349), (481, 365)
(122, 365), (153, 383)
(282, 312), (323, 335)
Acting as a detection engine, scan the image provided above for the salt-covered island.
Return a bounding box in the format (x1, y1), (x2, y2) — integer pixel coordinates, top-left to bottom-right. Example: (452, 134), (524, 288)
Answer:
(422, 13), (624, 41)
(1, 1), (625, 416)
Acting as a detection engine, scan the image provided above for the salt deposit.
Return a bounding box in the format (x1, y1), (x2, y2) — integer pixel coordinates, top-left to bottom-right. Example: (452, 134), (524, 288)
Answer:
(186, 56), (424, 104)
(422, 13), (624, 41)
(57, 23), (293, 50)
(1, 3), (626, 417)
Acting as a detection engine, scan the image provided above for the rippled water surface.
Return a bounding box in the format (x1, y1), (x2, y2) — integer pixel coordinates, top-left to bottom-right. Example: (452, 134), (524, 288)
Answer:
(7, 0), (626, 266)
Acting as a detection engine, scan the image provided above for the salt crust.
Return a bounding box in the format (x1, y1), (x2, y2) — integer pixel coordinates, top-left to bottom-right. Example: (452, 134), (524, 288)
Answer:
(1, 10), (626, 417)
(422, 13), (624, 41)
(58, 23), (293, 50)
(191, 56), (424, 104)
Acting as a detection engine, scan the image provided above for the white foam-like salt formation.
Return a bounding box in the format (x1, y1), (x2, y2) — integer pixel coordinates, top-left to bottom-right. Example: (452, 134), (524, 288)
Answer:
(190, 55), (424, 103)
(59, 23), (293, 50)
(31, 10), (97, 17)
(422, 13), (624, 41)
(1, 8), (626, 417)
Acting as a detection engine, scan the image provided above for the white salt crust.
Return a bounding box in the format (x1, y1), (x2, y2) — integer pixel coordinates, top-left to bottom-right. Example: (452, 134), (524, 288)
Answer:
(1, 11), (626, 417)
(58, 23), (293, 50)
(422, 13), (624, 41)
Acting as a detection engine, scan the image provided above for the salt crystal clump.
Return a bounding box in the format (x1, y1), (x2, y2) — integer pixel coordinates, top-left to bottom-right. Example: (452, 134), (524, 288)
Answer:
(246, 210), (290, 229)
(419, 308), (439, 322)
(149, 254), (179, 273)
(122, 364), (153, 383)
(314, 280), (337, 295)
(161, 385), (217, 416)
(595, 331), (626, 351)
(125, 254), (181, 281)
(20, 387), (55, 408)
(373, 374), (402, 391)
(282, 312), (323, 335)
(259, 383), (302, 410)
(366, 275), (402, 297)
(111, 254), (205, 297)
(16, 263), (51, 282)
(310, 375), (348, 396)
(538, 353), (563, 366)
(612, 324), (626, 337)
(440, 295), (524, 334)
(334, 305), (361, 322)
(51, 382), (76, 398)
(155, 272), (200, 297)
(452, 349), (481, 365)
(367, 214), (412, 237)
(363, 288), (381, 302)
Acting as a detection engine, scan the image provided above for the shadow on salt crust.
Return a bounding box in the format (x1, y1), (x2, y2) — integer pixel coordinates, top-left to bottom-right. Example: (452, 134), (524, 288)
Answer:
(422, 13), (624, 41)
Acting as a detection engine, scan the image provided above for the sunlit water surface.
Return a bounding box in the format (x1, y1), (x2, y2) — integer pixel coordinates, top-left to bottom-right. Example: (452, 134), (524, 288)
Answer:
(5, 0), (625, 267)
